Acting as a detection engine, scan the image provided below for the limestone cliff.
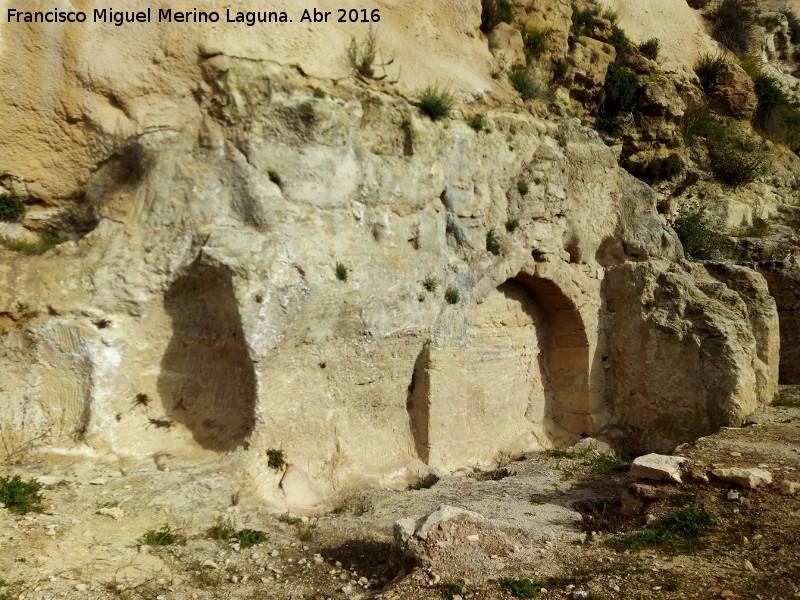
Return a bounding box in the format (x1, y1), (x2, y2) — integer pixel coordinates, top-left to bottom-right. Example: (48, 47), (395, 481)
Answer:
(0, 1), (782, 509)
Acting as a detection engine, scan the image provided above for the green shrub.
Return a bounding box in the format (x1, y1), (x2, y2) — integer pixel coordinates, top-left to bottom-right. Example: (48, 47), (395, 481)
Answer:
(480, 0), (513, 34)
(505, 218), (520, 233)
(694, 54), (726, 93)
(599, 63), (639, 119)
(0, 475), (43, 515)
(711, 0), (758, 55)
(687, 0), (710, 8)
(266, 448), (286, 469)
(407, 479), (432, 490)
(466, 113), (488, 133)
(522, 27), (552, 62)
(784, 9), (800, 44)
(0, 193), (23, 222)
(335, 262), (349, 282)
(332, 505), (349, 515)
(236, 529), (268, 549)
(486, 228), (501, 255)
(268, 171), (282, 185)
(643, 298), (657, 311)
(422, 275), (440, 292)
(440, 580), (465, 600)
(508, 66), (553, 102)
(346, 28), (388, 79)
(607, 24), (633, 59)
(139, 524), (185, 546)
(3, 228), (64, 255)
(444, 286), (460, 305)
(498, 577), (539, 599)
(517, 179), (530, 195)
(737, 216), (769, 238)
(414, 83), (456, 121)
(753, 75), (800, 152)
(601, 7), (619, 23)
(772, 393), (800, 407)
(571, 4), (597, 36)
(606, 507), (717, 554)
(708, 138), (765, 187)
(639, 38), (660, 60)
(672, 208), (724, 260)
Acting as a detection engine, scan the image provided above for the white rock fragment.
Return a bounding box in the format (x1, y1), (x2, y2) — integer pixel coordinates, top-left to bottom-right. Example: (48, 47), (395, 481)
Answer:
(97, 507), (124, 520)
(630, 454), (687, 483)
(711, 468), (772, 489)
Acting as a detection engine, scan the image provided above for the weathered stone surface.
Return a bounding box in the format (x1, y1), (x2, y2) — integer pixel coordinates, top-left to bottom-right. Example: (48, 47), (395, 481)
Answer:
(604, 261), (778, 454)
(637, 83), (671, 116)
(279, 464), (323, 512)
(630, 454), (687, 483)
(711, 64), (759, 120)
(757, 262), (800, 384)
(711, 467), (773, 489)
(778, 481), (800, 495)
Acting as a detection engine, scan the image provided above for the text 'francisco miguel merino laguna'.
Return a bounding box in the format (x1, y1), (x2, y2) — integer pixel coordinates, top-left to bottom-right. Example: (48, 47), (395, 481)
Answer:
(6, 7), (382, 26)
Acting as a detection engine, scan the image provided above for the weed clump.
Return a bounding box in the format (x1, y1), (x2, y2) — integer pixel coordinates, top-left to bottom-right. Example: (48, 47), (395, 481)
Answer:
(639, 38), (660, 60)
(607, 507), (717, 554)
(139, 524), (185, 547)
(268, 170), (282, 186)
(444, 286), (460, 305)
(508, 66), (553, 102)
(505, 218), (520, 233)
(407, 480), (432, 491)
(672, 208), (724, 260)
(422, 275), (440, 292)
(466, 114), (488, 133)
(0, 193), (23, 222)
(522, 26), (552, 62)
(694, 54), (726, 93)
(266, 448), (286, 470)
(711, 0), (758, 55)
(772, 393), (800, 407)
(414, 83), (456, 121)
(346, 28), (392, 80)
(517, 180), (530, 195)
(498, 577), (539, 598)
(335, 262), (349, 282)
(486, 228), (501, 255)
(236, 528), (268, 549)
(0, 475), (44, 515)
(207, 519), (236, 540)
(687, 0), (710, 8)
(440, 580), (465, 600)
(3, 228), (64, 255)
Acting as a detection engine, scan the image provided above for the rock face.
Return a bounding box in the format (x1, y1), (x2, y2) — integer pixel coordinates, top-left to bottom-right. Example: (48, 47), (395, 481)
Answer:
(711, 64), (759, 120)
(0, 2), (781, 506)
(757, 262), (800, 384)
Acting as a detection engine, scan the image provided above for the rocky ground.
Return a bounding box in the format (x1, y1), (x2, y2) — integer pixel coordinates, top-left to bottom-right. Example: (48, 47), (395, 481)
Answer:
(1, 388), (799, 600)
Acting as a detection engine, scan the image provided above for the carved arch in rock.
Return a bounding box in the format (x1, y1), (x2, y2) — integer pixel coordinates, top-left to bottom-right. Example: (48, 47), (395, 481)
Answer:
(410, 269), (599, 469)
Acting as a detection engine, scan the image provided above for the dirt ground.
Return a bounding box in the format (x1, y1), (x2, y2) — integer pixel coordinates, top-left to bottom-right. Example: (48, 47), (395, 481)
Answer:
(1, 388), (799, 600)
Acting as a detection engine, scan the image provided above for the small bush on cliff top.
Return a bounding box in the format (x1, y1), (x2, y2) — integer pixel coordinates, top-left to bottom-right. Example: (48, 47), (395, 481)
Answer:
(0, 193), (24, 222)
(639, 38), (660, 61)
(508, 66), (553, 102)
(522, 26), (552, 62)
(694, 54), (726, 93)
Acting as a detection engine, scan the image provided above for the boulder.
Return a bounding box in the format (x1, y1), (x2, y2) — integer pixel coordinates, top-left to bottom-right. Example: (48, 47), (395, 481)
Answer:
(630, 453), (687, 483)
(777, 480), (800, 495)
(711, 467), (773, 489)
(572, 437), (616, 456)
(711, 63), (758, 120)
(279, 464), (323, 512)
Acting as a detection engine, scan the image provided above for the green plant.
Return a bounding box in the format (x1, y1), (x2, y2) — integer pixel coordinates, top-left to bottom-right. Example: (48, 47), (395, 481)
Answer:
(607, 24), (633, 59)
(522, 27), (552, 62)
(639, 38), (660, 60)
(508, 66), (553, 102)
(279, 514), (302, 525)
(505, 218), (520, 233)
(711, 0), (758, 55)
(414, 82), (456, 121)
(346, 28), (391, 79)
(312, 87), (326, 99)
(0, 193), (23, 222)
(486, 228), (501, 255)
(266, 448), (286, 470)
(440, 580), (465, 600)
(445, 286), (460, 305)
(332, 505), (349, 515)
(466, 113), (488, 133)
(3, 228), (64, 255)
(480, 0), (513, 34)
(236, 528), (268, 549)
(132, 392), (150, 407)
(335, 262), (349, 282)
(673, 493), (696, 507)
(139, 524), (185, 546)
(547, 446), (578, 459)
(207, 519), (236, 540)
(599, 62), (639, 120)
(694, 54), (726, 93)
(606, 507), (717, 554)
(268, 171), (282, 186)
(753, 74), (800, 152)
(601, 7), (619, 23)
(571, 4), (598, 36)
(422, 275), (440, 292)
(772, 393), (800, 407)
(0, 475), (43, 514)
(583, 453), (630, 475)
(643, 298), (657, 311)
(737, 216), (769, 238)
(498, 577), (539, 598)
(784, 9), (800, 44)
(553, 59), (570, 80)
(407, 479), (432, 490)
(688, 0), (710, 8)
(517, 180), (530, 195)
(296, 523), (316, 541)
(708, 137), (765, 187)
(672, 208), (723, 260)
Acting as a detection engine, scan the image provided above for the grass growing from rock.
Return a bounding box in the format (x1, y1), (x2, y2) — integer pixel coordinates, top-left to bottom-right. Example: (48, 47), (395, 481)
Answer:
(486, 228), (501, 255)
(422, 275), (440, 292)
(672, 208), (724, 260)
(508, 67), (552, 102)
(444, 286), (460, 305)
(439, 580), (465, 600)
(0, 193), (23, 222)
(235, 529), (268, 549)
(0, 475), (43, 515)
(335, 262), (349, 282)
(3, 228), (64, 255)
(266, 448), (286, 470)
(772, 393), (800, 407)
(505, 218), (520, 233)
